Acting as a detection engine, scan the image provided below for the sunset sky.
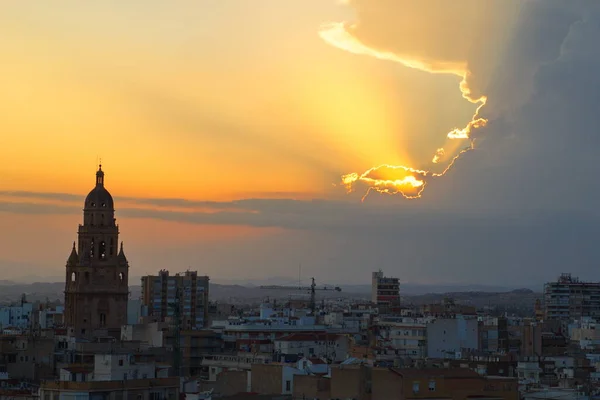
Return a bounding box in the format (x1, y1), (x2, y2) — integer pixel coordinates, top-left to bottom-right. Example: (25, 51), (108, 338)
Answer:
(1, 1), (600, 286)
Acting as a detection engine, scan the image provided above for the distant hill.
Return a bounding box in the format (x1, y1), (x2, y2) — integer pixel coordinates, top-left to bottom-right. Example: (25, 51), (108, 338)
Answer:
(0, 281), (540, 309)
(404, 288), (541, 309)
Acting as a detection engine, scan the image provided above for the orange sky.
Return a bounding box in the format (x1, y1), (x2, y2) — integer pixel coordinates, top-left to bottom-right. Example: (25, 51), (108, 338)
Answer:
(0, 1), (517, 282)
(0, 1), (482, 200)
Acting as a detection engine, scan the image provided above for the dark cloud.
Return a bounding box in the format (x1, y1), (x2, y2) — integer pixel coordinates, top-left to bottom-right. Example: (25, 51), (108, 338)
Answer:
(0, 190), (82, 202)
(3, 2), (600, 286)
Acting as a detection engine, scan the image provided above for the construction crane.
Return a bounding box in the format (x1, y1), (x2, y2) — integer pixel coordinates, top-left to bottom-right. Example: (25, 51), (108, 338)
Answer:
(260, 277), (341, 314)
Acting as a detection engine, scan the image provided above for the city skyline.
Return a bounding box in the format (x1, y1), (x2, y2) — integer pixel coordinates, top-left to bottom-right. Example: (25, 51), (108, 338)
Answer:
(2, 1), (600, 285)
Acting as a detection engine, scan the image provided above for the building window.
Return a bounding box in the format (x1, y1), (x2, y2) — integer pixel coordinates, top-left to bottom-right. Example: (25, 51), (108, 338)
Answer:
(71, 272), (76, 282)
(99, 241), (106, 260)
(429, 381), (436, 391)
(119, 359), (124, 366)
(285, 380), (291, 392)
(413, 382), (420, 393)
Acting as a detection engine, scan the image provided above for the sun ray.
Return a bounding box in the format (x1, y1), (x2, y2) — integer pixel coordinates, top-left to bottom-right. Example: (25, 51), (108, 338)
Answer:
(319, 21), (488, 200)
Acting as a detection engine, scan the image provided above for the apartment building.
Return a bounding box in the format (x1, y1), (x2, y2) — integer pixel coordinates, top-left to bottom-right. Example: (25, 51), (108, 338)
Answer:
(371, 270), (400, 313)
(376, 318), (427, 359)
(427, 315), (479, 359)
(38, 305), (64, 330)
(0, 301), (34, 330)
(544, 273), (600, 320)
(0, 333), (55, 380)
(141, 270), (210, 329)
(273, 333), (349, 362)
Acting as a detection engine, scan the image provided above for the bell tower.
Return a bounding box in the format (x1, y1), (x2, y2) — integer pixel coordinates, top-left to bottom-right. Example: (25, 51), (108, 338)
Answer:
(64, 165), (129, 338)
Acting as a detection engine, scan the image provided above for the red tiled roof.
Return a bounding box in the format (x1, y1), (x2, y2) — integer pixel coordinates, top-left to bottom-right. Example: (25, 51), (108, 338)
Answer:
(275, 333), (341, 342)
(391, 368), (480, 379)
(62, 364), (94, 374)
(236, 339), (271, 344)
(308, 358), (327, 365)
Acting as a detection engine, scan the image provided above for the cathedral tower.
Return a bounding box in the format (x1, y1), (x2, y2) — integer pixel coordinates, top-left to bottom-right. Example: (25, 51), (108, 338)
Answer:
(64, 165), (129, 338)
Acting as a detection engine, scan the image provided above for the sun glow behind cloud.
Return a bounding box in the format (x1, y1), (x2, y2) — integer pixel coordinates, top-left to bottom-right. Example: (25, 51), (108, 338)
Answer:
(319, 8), (489, 200)
(0, 0), (492, 207)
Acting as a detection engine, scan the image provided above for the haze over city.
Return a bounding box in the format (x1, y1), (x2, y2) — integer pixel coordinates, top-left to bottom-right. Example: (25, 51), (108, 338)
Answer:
(1, 1), (599, 287)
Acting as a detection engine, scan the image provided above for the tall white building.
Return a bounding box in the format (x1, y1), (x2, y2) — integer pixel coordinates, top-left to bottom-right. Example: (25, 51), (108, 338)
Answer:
(544, 273), (600, 320)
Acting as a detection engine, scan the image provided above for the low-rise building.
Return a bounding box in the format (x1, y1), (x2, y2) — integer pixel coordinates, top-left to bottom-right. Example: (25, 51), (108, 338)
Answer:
(0, 302), (34, 331)
(274, 333), (349, 362)
(40, 377), (179, 400)
(38, 306), (64, 330)
(328, 365), (518, 400)
(250, 363), (307, 397)
(376, 318), (427, 359)
(42, 351), (177, 400)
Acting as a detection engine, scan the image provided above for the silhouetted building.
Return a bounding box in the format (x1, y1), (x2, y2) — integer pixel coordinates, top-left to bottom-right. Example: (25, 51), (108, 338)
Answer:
(64, 165), (129, 338)
(372, 270), (400, 313)
(141, 270), (210, 329)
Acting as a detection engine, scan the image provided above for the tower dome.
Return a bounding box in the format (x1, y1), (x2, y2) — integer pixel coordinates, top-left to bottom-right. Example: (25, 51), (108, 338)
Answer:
(84, 164), (114, 210)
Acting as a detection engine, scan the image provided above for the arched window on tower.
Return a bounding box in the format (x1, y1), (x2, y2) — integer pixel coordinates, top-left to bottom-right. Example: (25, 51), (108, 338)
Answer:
(71, 272), (76, 282)
(99, 241), (106, 260)
(101, 214), (104, 226)
(100, 313), (106, 327)
(91, 214), (94, 225)
(85, 271), (90, 284)
(119, 272), (124, 282)
(90, 239), (95, 258)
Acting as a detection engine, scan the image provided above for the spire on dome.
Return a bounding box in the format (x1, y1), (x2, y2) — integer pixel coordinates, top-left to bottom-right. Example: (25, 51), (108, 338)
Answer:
(96, 163), (105, 186)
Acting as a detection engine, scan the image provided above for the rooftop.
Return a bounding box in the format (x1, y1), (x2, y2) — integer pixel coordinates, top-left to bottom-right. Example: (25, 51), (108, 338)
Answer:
(41, 377), (179, 391)
(275, 333), (343, 342)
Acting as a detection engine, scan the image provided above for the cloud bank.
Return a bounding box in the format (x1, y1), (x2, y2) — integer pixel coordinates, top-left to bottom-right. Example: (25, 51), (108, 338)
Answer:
(320, 0), (600, 204)
(319, 0), (523, 199)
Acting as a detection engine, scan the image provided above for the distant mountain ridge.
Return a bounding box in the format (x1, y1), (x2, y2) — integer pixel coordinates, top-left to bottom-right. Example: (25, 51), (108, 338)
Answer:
(0, 280), (541, 306)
